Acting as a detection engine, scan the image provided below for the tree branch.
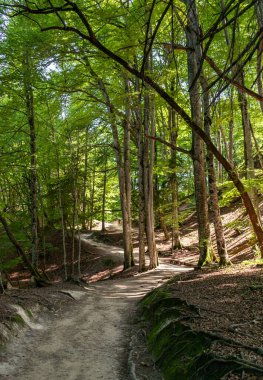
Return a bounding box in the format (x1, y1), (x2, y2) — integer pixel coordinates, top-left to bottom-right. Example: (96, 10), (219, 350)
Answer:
(145, 134), (192, 157)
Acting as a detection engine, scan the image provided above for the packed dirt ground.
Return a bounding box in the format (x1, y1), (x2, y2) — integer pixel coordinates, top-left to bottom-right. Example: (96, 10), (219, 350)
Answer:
(0, 199), (263, 378)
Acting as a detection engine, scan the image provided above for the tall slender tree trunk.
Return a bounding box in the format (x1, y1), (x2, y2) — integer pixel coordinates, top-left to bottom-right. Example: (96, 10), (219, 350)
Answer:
(89, 164), (96, 231)
(169, 108), (181, 250)
(22, 51), (39, 268)
(101, 155), (107, 232)
(92, 74), (133, 269)
(58, 185), (68, 280)
(111, 121), (133, 269)
(217, 130), (223, 183)
(255, 0), (263, 113)
(142, 19), (158, 269)
(48, 98), (68, 280)
(229, 90), (234, 166)
(82, 127), (89, 229)
(183, 0), (214, 267)
(236, 69), (255, 181)
(71, 167), (77, 276)
(201, 76), (230, 266)
(124, 77), (134, 265)
(143, 90), (157, 269)
(134, 72), (146, 272)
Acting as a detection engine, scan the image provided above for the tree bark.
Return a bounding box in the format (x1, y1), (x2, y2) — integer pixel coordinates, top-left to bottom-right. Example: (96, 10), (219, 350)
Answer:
(217, 129), (223, 183)
(169, 107), (181, 250)
(255, 0), (263, 113)
(22, 51), (39, 268)
(101, 156), (107, 232)
(201, 76), (230, 266)
(236, 69), (255, 181)
(89, 164), (96, 231)
(183, 0), (214, 267)
(82, 127), (89, 229)
(142, 17), (158, 270)
(229, 90), (234, 166)
(48, 100), (68, 280)
(143, 89), (158, 269)
(94, 73), (133, 269)
(123, 77), (134, 266)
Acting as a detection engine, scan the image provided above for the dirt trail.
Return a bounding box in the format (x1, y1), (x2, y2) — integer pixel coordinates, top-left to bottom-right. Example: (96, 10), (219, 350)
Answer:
(0, 235), (191, 380)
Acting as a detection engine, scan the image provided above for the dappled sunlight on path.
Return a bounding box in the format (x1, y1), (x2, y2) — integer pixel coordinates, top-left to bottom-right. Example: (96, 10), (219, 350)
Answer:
(0, 234), (191, 380)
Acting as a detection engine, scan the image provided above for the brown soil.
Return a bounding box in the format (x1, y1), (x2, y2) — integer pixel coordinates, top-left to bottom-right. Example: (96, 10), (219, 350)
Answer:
(165, 265), (263, 369)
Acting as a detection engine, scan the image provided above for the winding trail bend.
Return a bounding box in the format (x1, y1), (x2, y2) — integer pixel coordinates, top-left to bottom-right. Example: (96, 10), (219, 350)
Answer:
(0, 235), (191, 380)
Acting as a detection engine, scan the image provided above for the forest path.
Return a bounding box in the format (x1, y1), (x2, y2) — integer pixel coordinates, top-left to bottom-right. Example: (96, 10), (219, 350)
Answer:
(0, 234), (191, 380)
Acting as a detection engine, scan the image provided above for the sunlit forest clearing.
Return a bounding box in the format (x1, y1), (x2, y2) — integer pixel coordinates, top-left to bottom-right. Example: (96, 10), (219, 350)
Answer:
(0, 0), (263, 378)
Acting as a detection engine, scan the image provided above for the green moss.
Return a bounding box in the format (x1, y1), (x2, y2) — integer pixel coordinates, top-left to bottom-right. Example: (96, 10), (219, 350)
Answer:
(140, 287), (171, 308)
(149, 321), (187, 357)
(10, 314), (24, 325)
(149, 319), (211, 379)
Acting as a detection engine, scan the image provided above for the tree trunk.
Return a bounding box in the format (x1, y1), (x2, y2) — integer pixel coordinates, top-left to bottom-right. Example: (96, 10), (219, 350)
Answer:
(48, 100), (68, 280)
(82, 127), (89, 229)
(101, 156), (107, 232)
(229, 90), (234, 166)
(255, 0), (263, 113)
(58, 185), (68, 280)
(143, 90), (158, 269)
(142, 19), (158, 270)
(93, 73), (133, 269)
(71, 170), (77, 276)
(169, 104), (181, 251)
(112, 122), (132, 269)
(217, 130), (223, 183)
(137, 113), (146, 272)
(22, 51), (39, 268)
(183, 0), (214, 267)
(123, 77), (134, 266)
(201, 76), (230, 266)
(89, 164), (96, 231)
(237, 69), (255, 181)
(134, 70), (146, 272)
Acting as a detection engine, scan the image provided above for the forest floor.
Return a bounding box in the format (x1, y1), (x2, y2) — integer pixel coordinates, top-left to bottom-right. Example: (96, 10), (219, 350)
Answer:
(0, 200), (263, 378)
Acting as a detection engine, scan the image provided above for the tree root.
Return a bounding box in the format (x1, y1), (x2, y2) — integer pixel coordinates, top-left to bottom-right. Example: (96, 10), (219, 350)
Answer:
(205, 331), (263, 356)
(193, 354), (263, 379)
